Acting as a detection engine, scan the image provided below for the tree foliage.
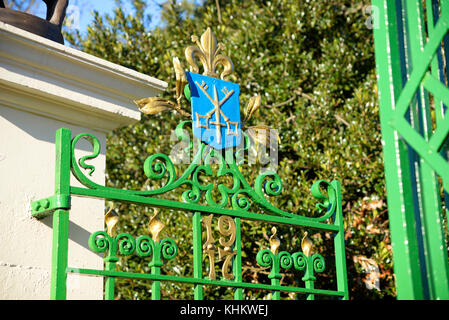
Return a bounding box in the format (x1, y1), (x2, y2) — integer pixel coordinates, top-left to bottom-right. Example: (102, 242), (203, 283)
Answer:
(65, 0), (395, 299)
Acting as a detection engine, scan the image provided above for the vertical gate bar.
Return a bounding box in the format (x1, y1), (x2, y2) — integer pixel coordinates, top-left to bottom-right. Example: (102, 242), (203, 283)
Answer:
(429, 0), (449, 233)
(406, 0), (449, 299)
(332, 180), (348, 300)
(404, 0), (435, 297)
(104, 262), (115, 300)
(151, 266), (161, 300)
(271, 278), (280, 300)
(427, 0), (446, 125)
(304, 280), (314, 301)
(192, 211), (204, 300)
(233, 217), (243, 300)
(50, 128), (71, 300)
(398, 0), (431, 298)
(372, 0), (426, 299)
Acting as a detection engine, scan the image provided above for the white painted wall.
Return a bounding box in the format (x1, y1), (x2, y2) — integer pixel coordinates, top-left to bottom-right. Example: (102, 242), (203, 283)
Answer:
(0, 22), (167, 299)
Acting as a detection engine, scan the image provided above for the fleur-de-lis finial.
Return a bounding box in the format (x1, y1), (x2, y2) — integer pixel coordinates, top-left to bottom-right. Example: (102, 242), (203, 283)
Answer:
(185, 27), (234, 80)
(269, 227), (281, 255)
(105, 207), (119, 237)
(301, 232), (313, 257)
(148, 209), (165, 242)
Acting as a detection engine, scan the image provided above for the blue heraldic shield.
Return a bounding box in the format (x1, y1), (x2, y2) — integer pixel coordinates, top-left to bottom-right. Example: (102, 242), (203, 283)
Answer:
(187, 72), (241, 150)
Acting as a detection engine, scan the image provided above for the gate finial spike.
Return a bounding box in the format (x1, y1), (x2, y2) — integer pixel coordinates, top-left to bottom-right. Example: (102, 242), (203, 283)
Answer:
(148, 209), (165, 242)
(269, 227), (281, 255)
(301, 232), (313, 257)
(105, 207), (119, 237)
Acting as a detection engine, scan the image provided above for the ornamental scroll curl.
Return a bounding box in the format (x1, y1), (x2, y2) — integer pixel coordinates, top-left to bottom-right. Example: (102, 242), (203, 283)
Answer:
(69, 124), (338, 224)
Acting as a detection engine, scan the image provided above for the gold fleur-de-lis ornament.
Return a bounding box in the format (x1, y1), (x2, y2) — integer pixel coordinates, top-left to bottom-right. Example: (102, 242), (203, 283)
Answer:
(185, 27), (234, 80)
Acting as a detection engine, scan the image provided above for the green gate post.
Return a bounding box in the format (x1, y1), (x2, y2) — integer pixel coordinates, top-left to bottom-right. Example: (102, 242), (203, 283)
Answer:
(372, 0), (426, 299)
(50, 128), (71, 300)
(406, 0), (449, 299)
(373, 0), (449, 299)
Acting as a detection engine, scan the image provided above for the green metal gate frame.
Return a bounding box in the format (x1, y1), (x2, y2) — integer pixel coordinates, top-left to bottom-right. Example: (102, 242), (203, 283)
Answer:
(373, 0), (449, 299)
(30, 124), (348, 300)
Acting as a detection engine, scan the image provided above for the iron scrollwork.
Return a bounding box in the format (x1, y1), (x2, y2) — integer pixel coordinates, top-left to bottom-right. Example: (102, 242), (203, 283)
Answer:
(67, 125), (339, 224)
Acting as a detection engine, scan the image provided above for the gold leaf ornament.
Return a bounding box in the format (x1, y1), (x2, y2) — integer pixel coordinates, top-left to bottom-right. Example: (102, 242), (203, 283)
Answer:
(173, 56), (188, 103)
(134, 97), (176, 115)
(244, 95), (261, 122)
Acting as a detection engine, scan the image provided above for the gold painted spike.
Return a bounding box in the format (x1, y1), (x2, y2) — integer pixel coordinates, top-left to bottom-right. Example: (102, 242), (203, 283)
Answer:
(269, 226), (281, 255)
(105, 207), (119, 237)
(148, 209), (165, 242)
(185, 27), (234, 80)
(301, 232), (313, 257)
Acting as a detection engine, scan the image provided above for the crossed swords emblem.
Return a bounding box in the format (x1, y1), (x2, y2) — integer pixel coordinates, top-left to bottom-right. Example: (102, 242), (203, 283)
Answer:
(194, 80), (240, 145)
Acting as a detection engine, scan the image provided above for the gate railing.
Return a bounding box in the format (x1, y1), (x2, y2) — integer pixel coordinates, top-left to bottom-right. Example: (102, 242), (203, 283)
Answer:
(373, 0), (449, 299)
(31, 125), (348, 300)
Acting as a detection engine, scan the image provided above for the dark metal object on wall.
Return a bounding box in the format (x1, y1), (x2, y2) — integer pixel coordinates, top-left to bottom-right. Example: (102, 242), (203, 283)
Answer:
(0, 0), (68, 44)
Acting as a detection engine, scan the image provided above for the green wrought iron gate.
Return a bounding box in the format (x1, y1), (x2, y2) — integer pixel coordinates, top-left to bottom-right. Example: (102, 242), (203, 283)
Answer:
(30, 28), (349, 301)
(30, 126), (348, 300)
(373, 0), (449, 299)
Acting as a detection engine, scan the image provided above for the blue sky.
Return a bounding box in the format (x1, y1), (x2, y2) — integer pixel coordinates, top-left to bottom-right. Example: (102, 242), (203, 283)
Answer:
(33, 0), (166, 34)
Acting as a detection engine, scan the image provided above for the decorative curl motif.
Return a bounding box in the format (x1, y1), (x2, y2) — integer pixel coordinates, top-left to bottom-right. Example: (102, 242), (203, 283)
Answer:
(292, 252), (307, 271)
(292, 252), (326, 283)
(256, 248), (293, 280)
(160, 238), (178, 260)
(136, 235), (153, 257)
(310, 180), (338, 222)
(256, 249), (274, 268)
(89, 231), (110, 253)
(312, 254), (326, 273)
(88, 231), (136, 263)
(143, 154), (176, 185)
(116, 233), (136, 256)
(279, 251), (293, 270)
